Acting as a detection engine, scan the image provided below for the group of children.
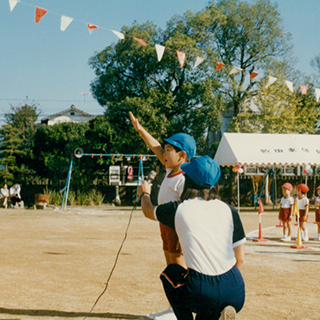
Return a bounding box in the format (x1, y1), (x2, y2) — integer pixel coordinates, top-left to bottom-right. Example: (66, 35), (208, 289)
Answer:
(279, 182), (320, 242)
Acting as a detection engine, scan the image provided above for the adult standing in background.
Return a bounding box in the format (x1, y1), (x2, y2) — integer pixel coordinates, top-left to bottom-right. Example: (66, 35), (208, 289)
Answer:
(138, 156), (246, 320)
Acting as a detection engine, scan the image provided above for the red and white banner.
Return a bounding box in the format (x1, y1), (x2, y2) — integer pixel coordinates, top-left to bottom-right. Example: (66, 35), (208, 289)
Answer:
(300, 85), (307, 95)
(87, 23), (98, 34)
(35, 7), (47, 24)
(155, 44), (165, 61)
(177, 50), (186, 68)
(215, 62), (225, 72)
(133, 37), (147, 46)
(60, 15), (73, 31)
(9, 0), (18, 12)
(112, 30), (125, 40)
(193, 56), (205, 69)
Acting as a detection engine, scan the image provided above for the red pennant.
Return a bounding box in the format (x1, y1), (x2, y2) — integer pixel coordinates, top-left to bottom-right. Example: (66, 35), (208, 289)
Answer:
(215, 62), (225, 72)
(300, 85), (307, 95)
(87, 23), (98, 34)
(177, 50), (186, 68)
(250, 72), (259, 79)
(35, 7), (47, 23)
(133, 37), (147, 46)
(258, 198), (264, 215)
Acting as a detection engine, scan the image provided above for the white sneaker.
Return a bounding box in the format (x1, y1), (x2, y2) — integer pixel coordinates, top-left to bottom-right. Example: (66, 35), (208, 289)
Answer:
(154, 312), (177, 320)
(219, 305), (236, 320)
(304, 230), (309, 241)
(286, 236), (291, 241)
(280, 235), (287, 241)
(315, 236), (320, 241)
(149, 307), (176, 319)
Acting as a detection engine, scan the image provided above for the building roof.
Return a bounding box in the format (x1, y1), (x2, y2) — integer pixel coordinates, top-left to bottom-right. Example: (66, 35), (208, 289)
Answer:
(41, 105), (94, 124)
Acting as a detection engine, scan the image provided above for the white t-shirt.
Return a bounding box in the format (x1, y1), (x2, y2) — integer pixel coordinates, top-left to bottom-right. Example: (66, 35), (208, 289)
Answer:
(157, 169), (185, 205)
(316, 196), (320, 204)
(154, 198), (246, 276)
(280, 196), (294, 208)
(296, 196), (309, 210)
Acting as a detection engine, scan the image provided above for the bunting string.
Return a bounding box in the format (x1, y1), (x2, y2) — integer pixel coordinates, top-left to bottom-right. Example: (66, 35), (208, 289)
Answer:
(8, 0), (320, 98)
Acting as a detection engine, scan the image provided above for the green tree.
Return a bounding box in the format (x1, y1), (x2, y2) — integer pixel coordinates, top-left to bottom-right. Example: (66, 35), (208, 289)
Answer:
(233, 75), (320, 134)
(89, 21), (223, 155)
(0, 125), (25, 183)
(5, 101), (41, 132)
(32, 122), (89, 187)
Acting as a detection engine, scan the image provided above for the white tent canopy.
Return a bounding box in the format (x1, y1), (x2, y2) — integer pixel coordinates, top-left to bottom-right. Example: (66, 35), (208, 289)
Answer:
(214, 133), (320, 167)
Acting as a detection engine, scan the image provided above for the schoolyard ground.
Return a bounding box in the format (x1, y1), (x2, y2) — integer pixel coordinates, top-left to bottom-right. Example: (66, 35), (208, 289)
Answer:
(0, 205), (319, 320)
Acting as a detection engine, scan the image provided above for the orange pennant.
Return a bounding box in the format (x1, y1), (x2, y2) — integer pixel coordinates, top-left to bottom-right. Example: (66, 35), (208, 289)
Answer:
(87, 23), (98, 34)
(300, 85), (307, 95)
(35, 7), (47, 23)
(177, 50), (186, 68)
(215, 62), (225, 72)
(250, 72), (259, 79)
(133, 37), (147, 46)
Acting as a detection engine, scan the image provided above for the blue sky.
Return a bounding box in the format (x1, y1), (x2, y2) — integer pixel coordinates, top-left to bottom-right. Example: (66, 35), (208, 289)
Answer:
(1, 0), (320, 124)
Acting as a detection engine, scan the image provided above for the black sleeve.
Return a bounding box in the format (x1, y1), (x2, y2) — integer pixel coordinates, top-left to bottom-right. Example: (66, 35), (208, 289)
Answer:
(228, 204), (246, 243)
(155, 201), (181, 230)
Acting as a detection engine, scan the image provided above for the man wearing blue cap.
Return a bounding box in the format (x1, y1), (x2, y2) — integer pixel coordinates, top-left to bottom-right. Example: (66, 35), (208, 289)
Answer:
(138, 156), (246, 320)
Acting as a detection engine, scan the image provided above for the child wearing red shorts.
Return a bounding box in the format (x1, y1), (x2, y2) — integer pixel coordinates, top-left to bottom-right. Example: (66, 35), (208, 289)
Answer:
(314, 186), (320, 241)
(279, 183), (294, 241)
(296, 183), (309, 241)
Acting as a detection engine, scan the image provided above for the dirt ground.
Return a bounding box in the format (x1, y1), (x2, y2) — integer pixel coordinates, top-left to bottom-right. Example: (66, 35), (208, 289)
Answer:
(0, 205), (320, 320)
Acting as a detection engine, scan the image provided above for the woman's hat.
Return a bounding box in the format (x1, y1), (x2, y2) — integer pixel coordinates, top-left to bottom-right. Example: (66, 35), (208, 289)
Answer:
(163, 133), (196, 159)
(181, 156), (220, 188)
(281, 183), (293, 191)
(296, 183), (309, 193)
(316, 185), (320, 190)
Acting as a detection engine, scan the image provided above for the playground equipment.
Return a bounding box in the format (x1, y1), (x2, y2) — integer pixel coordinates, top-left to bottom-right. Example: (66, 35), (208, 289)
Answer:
(60, 148), (156, 211)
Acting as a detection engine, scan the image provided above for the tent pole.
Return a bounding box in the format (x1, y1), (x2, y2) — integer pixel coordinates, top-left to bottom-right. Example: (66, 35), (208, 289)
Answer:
(272, 167), (275, 211)
(237, 171), (240, 213)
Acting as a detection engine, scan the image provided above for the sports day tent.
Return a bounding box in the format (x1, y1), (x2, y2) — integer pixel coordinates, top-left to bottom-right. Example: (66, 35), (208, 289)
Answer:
(214, 133), (320, 211)
(214, 133), (320, 167)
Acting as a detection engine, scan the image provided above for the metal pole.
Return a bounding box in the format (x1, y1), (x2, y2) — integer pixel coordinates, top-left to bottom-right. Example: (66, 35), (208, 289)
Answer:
(61, 157), (73, 211)
(237, 171), (240, 213)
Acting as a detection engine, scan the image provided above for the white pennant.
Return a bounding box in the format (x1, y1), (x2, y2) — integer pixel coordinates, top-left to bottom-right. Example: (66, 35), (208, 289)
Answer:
(155, 44), (165, 62)
(285, 80), (294, 93)
(315, 88), (320, 102)
(266, 76), (277, 88)
(9, 0), (18, 12)
(193, 57), (205, 70)
(60, 15), (73, 31)
(229, 67), (243, 75)
(112, 30), (125, 40)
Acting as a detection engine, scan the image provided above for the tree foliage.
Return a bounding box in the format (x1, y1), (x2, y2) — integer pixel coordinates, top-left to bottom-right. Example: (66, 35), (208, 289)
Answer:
(89, 20), (223, 155)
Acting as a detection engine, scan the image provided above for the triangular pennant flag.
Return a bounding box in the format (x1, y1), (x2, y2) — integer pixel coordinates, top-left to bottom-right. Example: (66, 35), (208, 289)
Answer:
(112, 30), (124, 40)
(250, 72), (259, 79)
(266, 76), (277, 88)
(35, 7), (48, 23)
(177, 50), (186, 68)
(155, 44), (165, 62)
(285, 80), (294, 93)
(300, 85), (307, 95)
(87, 23), (98, 34)
(315, 88), (320, 102)
(134, 37), (147, 46)
(9, 0), (18, 12)
(258, 197), (264, 215)
(193, 56), (205, 70)
(60, 15), (73, 31)
(215, 62), (225, 72)
(229, 67), (242, 75)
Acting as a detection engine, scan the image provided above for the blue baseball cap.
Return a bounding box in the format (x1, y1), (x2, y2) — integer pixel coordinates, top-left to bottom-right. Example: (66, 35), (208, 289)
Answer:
(163, 133), (196, 159)
(181, 156), (221, 188)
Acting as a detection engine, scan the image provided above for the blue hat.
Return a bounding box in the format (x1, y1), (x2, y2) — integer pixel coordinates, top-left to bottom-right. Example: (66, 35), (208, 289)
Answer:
(163, 133), (196, 159)
(181, 156), (221, 188)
